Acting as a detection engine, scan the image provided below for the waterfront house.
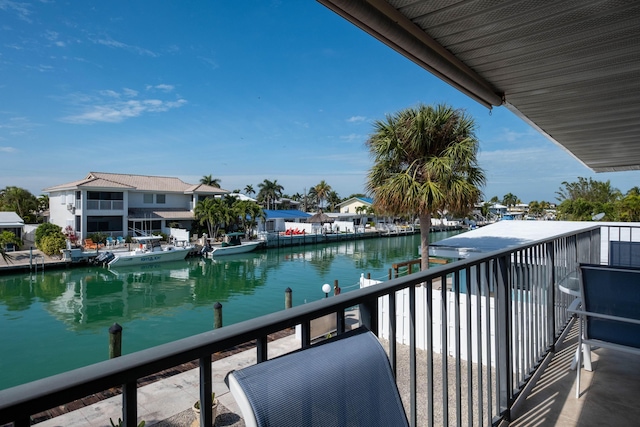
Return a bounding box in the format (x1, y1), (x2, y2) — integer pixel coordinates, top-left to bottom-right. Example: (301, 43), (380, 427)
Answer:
(43, 172), (229, 241)
(337, 197), (373, 214)
(257, 209), (311, 233)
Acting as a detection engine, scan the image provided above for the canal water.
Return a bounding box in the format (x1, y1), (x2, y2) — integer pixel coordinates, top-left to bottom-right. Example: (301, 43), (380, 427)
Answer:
(0, 231), (462, 390)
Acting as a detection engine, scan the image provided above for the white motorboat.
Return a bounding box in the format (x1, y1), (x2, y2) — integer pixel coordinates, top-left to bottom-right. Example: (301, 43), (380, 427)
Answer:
(204, 232), (263, 257)
(107, 236), (190, 267)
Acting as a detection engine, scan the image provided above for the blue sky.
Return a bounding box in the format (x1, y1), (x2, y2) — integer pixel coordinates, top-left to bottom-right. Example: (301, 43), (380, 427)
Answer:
(1, 1), (638, 203)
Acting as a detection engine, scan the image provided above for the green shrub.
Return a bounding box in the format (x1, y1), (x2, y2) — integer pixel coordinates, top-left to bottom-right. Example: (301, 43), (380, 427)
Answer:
(35, 223), (62, 248)
(88, 232), (108, 245)
(0, 231), (22, 250)
(39, 233), (67, 256)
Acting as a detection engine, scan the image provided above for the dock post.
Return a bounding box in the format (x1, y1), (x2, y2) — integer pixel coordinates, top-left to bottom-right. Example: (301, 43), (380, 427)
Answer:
(109, 323), (122, 358)
(214, 302), (223, 329)
(285, 287), (292, 309)
(334, 279), (341, 295)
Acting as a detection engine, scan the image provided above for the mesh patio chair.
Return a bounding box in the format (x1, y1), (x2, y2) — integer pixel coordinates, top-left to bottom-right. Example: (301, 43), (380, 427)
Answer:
(570, 264), (640, 397)
(226, 326), (409, 427)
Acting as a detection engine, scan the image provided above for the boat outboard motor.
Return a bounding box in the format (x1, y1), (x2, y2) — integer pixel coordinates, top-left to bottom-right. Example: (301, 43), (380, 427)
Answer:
(95, 251), (115, 265)
(200, 242), (212, 255)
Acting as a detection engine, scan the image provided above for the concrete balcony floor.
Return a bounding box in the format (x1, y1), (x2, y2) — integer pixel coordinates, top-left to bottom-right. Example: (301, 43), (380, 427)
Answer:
(508, 320), (640, 427)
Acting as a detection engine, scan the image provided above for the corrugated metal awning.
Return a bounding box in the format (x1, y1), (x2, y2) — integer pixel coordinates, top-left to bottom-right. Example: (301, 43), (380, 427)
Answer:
(318, 0), (640, 173)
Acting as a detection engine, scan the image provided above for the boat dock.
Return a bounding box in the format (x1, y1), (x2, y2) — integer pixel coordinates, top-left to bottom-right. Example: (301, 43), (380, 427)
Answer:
(0, 249), (69, 274)
(260, 225), (463, 249)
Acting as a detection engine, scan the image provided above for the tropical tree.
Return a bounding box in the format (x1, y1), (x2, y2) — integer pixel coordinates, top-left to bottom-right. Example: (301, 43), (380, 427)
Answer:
(257, 179), (284, 210)
(556, 177), (620, 204)
(326, 190), (341, 213)
(194, 197), (228, 240)
(365, 103), (485, 270)
(307, 187), (319, 211)
(0, 231), (21, 261)
(244, 184), (255, 198)
(312, 180), (332, 211)
(0, 186), (39, 223)
(502, 193), (518, 210)
(233, 200), (264, 238)
(556, 177), (621, 220)
(200, 174), (221, 188)
(618, 191), (640, 222)
(528, 201), (543, 217)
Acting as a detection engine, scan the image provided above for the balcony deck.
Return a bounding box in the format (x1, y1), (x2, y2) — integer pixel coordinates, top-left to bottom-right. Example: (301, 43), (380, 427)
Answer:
(508, 320), (640, 427)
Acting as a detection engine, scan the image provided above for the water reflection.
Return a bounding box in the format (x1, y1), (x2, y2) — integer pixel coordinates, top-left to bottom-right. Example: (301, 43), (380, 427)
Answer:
(0, 232), (463, 389)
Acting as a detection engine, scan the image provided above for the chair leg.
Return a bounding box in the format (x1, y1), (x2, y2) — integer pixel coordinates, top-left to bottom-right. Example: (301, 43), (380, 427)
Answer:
(576, 318), (582, 398)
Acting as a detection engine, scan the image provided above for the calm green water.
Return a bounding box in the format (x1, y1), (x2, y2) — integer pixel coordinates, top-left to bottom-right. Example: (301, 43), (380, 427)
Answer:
(0, 231), (461, 390)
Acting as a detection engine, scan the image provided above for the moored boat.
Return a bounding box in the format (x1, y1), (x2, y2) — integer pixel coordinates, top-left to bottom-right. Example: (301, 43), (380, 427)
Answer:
(107, 236), (190, 267)
(204, 232), (263, 257)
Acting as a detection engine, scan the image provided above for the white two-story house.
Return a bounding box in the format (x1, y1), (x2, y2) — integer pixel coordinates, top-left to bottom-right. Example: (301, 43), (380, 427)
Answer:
(43, 172), (228, 240)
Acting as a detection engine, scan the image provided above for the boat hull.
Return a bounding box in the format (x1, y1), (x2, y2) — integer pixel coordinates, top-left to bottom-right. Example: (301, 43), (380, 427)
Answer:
(108, 247), (189, 267)
(208, 242), (262, 257)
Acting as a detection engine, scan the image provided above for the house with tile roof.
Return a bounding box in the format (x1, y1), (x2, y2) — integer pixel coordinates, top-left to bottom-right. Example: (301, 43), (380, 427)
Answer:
(43, 172), (229, 240)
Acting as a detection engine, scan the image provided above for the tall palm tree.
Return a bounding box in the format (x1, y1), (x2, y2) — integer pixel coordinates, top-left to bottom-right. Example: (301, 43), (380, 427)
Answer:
(502, 193), (518, 210)
(244, 184), (255, 197)
(257, 179), (284, 210)
(366, 103), (485, 270)
(200, 174), (221, 188)
(312, 181), (332, 211)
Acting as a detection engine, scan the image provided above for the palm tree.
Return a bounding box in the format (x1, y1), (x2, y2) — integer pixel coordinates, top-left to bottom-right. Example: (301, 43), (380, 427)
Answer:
(312, 180), (332, 211)
(326, 190), (341, 213)
(257, 179), (284, 210)
(502, 193), (518, 210)
(200, 174), (221, 188)
(244, 184), (255, 198)
(194, 197), (229, 240)
(365, 103), (485, 270)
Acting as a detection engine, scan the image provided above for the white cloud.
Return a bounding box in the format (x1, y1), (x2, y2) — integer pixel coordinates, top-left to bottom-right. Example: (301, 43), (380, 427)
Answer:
(123, 88), (139, 97)
(147, 84), (174, 93)
(93, 36), (157, 57)
(0, 146), (17, 152)
(99, 89), (120, 98)
(0, 0), (33, 22)
(347, 116), (366, 123)
(60, 88), (187, 124)
(198, 56), (219, 70)
(340, 133), (364, 143)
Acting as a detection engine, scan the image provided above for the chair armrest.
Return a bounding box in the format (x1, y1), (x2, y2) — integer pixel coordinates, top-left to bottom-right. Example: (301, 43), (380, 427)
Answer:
(569, 309), (640, 325)
(567, 298), (582, 314)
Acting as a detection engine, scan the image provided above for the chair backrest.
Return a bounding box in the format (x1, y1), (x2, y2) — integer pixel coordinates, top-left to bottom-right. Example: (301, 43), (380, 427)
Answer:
(609, 241), (640, 267)
(227, 327), (409, 427)
(579, 264), (640, 348)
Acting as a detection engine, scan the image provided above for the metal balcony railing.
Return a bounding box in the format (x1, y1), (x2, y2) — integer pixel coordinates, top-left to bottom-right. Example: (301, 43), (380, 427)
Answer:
(84, 200), (124, 210)
(0, 224), (626, 427)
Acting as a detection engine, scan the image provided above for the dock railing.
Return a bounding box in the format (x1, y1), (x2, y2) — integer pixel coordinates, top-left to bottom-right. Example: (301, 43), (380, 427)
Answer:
(1, 224), (630, 427)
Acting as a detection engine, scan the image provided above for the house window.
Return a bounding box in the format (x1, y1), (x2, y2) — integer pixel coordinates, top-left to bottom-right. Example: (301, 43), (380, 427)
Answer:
(87, 191), (123, 201)
(87, 216), (122, 233)
(143, 194), (153, 204)
(156, 194), (166, 204)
